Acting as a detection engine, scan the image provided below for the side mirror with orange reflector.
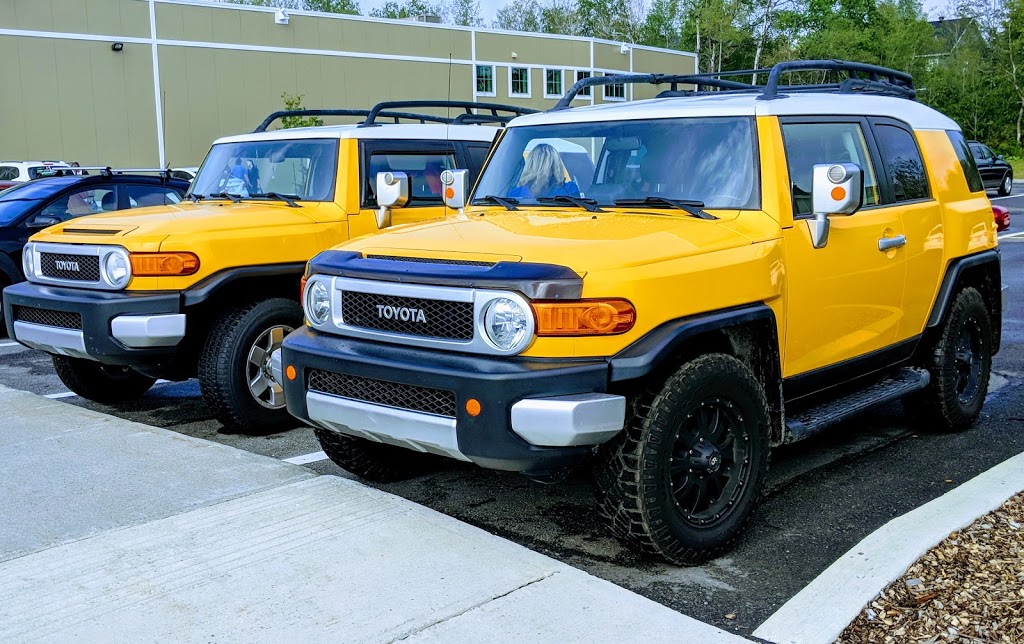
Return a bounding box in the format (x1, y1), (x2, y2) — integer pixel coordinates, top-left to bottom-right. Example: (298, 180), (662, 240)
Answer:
(809, 163), (862, 249)
(441, 169), (468, 210)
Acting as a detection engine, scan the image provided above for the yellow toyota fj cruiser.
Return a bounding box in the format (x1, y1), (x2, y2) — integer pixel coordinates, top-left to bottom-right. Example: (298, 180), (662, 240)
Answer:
(281, 61), (1003, 563)
(3, 101), (533, 432)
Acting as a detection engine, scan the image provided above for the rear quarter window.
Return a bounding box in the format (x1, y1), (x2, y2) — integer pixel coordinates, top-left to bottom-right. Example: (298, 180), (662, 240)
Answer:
(947, 131), (985, 193)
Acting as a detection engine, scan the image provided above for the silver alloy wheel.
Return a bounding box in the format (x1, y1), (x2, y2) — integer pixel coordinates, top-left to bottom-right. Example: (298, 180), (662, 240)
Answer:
(1004, 175), (1013, 194)
(247, 324), (293, 409)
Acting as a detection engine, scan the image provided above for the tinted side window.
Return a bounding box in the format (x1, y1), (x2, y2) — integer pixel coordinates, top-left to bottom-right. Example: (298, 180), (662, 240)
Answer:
(874, 124), (929, 202)
(364, 152), (455, 207)
(781, 122), (880, 216)
(465, 144), (492, 181)
(948, 131), (985, 193)
(125, 184), (183, 208)
(41, 188), (117, 221)
(0, 167), (17, 181)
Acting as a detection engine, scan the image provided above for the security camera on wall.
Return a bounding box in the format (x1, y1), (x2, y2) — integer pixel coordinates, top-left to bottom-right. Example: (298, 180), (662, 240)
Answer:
(274, 9), (290, 25)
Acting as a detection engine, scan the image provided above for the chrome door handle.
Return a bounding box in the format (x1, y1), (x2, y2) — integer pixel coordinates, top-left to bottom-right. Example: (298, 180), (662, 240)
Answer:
(878, 235), (907, 251)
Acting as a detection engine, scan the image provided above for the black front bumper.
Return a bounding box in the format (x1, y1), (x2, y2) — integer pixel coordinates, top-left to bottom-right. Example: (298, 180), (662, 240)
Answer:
(282, 327), (611, 478)
(2, 281), (182, 368)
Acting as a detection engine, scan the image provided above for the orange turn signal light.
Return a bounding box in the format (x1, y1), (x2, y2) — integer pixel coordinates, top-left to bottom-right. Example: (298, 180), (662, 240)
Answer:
(531, 299), (636, 336)
(285, 365), (297, 381)
(129, 252), (200, 276)
(465, 398), (481, 417)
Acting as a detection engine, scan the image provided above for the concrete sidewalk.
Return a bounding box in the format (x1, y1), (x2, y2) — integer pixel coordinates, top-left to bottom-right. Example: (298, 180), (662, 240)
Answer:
(0, 385), (746, 643)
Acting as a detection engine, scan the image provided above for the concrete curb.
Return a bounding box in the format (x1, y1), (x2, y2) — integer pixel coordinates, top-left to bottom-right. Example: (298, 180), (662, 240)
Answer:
(753, 449), (1024, 644)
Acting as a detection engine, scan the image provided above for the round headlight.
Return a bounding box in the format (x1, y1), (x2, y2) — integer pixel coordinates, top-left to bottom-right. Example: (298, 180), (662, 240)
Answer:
(103, 251), (130, 288)
(21, 243), (34, 279)
(483, 297), (530, 351)
(305, 280), (330, 325)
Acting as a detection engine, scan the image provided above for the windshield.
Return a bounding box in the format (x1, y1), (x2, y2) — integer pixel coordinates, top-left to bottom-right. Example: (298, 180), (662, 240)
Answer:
(190, 138), (338, 201)
(473, 117), (759, 210)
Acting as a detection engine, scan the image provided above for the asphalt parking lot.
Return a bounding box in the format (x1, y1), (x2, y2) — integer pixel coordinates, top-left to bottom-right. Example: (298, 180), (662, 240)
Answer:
(2, 189), (1023, 639)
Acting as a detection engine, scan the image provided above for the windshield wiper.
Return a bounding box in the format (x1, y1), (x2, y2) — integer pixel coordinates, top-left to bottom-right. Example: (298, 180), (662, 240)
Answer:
(186, 193), (204, 203)
(475, 195), (519, 211)
(208, 192), (242, 204)
(537, 195), (604, 213)
(252, 192), (300, 208)
(614, 197), (717, 220)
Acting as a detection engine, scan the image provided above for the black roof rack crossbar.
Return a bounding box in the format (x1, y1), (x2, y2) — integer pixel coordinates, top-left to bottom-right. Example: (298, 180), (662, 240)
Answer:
(758, 60), (914, 100)
(359, 101), (538, 127)
(551, 73), (758, 110)
(46, 167), (174, 180)
(253, 108), (459, 133)
(551, 60), (915, 110)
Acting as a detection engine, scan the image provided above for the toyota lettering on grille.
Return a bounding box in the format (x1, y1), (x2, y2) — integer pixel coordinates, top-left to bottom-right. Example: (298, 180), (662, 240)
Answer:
(55, 259), (81, 272)
(376, 304), (427, 323)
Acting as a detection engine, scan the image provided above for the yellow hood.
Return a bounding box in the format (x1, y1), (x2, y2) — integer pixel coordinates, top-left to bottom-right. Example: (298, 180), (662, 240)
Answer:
(345, 209), (775, 274)
(32, 201), (321, 251)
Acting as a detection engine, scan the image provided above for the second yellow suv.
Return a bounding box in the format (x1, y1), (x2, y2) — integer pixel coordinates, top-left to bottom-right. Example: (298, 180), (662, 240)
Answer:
(281, 62), (1003, 563)
(2, 101), (532, 432)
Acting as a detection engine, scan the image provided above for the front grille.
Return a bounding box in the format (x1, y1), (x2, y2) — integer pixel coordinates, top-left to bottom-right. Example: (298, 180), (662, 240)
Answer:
(341, 291), (474, 340)
(39, 253), (100, 281)
(366, 254), (495, 267)
(13, 306), (83, 330)
(308, 370), (457, 417)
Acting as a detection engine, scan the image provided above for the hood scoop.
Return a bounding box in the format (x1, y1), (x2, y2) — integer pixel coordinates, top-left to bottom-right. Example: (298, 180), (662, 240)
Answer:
(365, 254), (497, 268)
(60, 227), (124, 235)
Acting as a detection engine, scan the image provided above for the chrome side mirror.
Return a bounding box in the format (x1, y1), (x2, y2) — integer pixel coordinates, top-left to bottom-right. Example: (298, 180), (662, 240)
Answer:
(441, 169), (468, 210)
(808, 163), (863, 249)
(375, 171), (409, 229)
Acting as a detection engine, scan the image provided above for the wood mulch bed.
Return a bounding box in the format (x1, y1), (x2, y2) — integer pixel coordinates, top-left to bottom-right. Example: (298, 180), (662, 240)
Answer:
(837, 493), (1024, 643)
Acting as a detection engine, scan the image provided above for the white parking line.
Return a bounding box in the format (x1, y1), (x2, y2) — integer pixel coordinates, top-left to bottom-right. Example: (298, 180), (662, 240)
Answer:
(44, 392), (77, 399)
(990, 194), (1020, 201)
(998, 231), (1024, 240)
(282, 451), (328, 465)
(0, 341), (21, 348)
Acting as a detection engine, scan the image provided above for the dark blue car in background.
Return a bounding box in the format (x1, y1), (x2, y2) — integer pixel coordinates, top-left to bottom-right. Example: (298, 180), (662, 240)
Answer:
(0, 172), (189, 324)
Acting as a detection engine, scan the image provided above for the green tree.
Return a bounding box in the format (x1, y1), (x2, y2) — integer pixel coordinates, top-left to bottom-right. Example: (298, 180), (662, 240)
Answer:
(446, 0), (485, 25)
(370, 0), (443, 18)
(279, 93), (324, 129)
(494, 0), (544, 31)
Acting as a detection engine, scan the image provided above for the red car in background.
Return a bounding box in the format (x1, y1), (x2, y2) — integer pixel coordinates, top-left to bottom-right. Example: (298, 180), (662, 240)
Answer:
(994, 204), (1011, 232)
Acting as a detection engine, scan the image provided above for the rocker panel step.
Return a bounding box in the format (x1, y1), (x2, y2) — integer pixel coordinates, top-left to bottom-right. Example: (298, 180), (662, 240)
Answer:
(784, 367), (930, 443)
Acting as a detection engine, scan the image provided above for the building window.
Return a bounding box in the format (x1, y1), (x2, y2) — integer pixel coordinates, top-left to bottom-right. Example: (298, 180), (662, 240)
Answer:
(576, 70), (592, 97)
(510, 67), (530, 97)
(603, 76), (626, 101)
(544, 69), (563, 98)
(476, 65), (495, 96)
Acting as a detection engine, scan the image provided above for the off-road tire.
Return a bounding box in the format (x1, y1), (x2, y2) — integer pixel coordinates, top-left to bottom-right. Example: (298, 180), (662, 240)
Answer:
(998, 172), (1013, 197)
(199, 297), (302, 434)
(52, 355), (156, 403)
(314, 427), (438, 482)
(904, 287), (992, 432)
(594, 353), (771, 565)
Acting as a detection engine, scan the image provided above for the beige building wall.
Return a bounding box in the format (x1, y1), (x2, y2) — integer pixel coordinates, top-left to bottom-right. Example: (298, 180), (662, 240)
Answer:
(0, 0), (696, 169)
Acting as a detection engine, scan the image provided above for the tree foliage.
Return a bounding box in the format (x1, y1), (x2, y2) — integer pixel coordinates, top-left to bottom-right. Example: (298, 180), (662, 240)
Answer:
(280, 93), (324, 129)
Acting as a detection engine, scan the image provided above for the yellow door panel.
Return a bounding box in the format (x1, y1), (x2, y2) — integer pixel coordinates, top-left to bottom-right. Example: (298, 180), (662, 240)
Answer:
(783, 210), (906, 377)
(895, 199), (944, 341)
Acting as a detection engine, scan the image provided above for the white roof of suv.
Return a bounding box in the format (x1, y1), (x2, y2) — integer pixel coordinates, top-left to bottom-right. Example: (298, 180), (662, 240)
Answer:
(511, 93), (959, 131)
(215, 123), (498, 145)
(0, 161), (72, 182)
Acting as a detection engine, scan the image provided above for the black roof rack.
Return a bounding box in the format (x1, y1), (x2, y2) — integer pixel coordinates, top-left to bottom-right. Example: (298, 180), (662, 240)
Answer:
(550, 59), (915, 110)
(359, 101), (538, 127)
(254, 101), (539, 133)
(45, 167), (176, 181)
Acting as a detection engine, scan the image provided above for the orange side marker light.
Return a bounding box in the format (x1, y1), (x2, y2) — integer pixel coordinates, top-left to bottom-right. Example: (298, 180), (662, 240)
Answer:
(285, 365), (297, 381)
(830, 186), (846, 201)
(465, 398), (482, 417)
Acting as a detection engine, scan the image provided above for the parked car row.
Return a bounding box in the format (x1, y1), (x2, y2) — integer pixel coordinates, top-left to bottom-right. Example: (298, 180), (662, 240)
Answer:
(0, 61), (1006, 565)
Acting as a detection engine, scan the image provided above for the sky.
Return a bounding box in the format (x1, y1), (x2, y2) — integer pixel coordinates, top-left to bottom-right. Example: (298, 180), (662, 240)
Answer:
(356, 0), (958, 32)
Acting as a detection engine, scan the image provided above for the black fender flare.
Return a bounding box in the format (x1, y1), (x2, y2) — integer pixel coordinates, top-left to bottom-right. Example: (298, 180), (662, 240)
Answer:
(181, 263), (306, 307)
(925, 249), (1002, 353)
(609, 303), (779, 382)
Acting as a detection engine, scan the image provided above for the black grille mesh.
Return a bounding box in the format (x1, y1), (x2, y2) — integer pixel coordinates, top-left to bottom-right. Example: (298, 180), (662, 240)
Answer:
(39, 253), (100, 281)
(308, 370), (457, 417)
(366, 254), (495, 267)
(341, 291), (474, 340)
(13, 306), (83, 330)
